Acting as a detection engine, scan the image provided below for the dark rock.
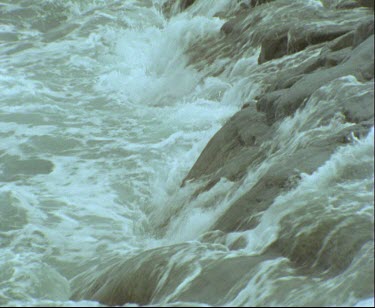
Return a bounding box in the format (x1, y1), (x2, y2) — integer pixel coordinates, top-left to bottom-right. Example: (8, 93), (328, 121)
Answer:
(325, 31), (355, 51)
(210, 144), (338, 233)
(175, 254), (275, 305)
(180, 0), (195, 10)
(357, 0), (375, 9)
(183, 108), (270, 184)
(258, 32), (288, 64)
(71, 243), (275, 306)
(250, 0), (275, 8)
(287, 24), (353, 55)
(161, 0), (196, 17)
(220, 20), (236, 35)
(335, 0), (361, 9)
(210, 118), (372, 234)
(71, 244), (189, 306)
(268, 56), (325, 92)
(353, 18), (375, 47)
(270, 213), (373, 274)
(256, 89), (289, 123)
(340, 84), (374, 123)
(320, 47), (352, 67)
(274, 35), (374, 121)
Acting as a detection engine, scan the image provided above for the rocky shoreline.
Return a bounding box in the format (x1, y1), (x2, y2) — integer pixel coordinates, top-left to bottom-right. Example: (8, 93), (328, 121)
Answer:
(71, 0), (374, 306)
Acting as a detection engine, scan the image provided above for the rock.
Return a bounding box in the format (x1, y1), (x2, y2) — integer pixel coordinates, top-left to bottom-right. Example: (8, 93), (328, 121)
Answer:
(256, 89), (289, 123)
(258, 32), (289, 64)
(71, 243), (274, 306)
(161, 0), (196, 17)
(270, 210), (373, 274)
(353, 18), (374, 47)
(274, 35), (374, 121)
(287, 24), (353, 55)
(210, 144), (339, 233)
(174, 254), (275, 305)
(183, 107), (270, 184)
(220, 19), (237, 35)
(335, 0), (361, 9)
(268, 56), (325, 92)
(250, 0), (275, 8)
(325, 31), (355, 51)
(180, 0), (195, 10)
(71, 244), (188, 306)
(320, 47), (352, 67)
(258, 23), (354, 64)
(342, 91), (374, 124)
(357, 0), (374, 9)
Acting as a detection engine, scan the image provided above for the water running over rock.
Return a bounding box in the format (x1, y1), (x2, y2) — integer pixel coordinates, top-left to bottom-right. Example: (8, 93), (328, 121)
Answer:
(0, 0), (373, 306)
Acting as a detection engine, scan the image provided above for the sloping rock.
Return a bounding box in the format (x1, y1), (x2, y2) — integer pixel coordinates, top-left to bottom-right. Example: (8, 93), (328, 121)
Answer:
(183, 107), (270, 184)
(71, 244), (189, 306)
(250, 0), (276, 8)
(270, 215), (374, 274)
(273, 35), (374, 121)
(335, 0), (362, 9)
(162, 0), (196, 17)
(287, 24), (353, 55)
(353, 17), (375, 47)
(210, 141), (345, 233)
(357, 0), (374, 9)
(71, 243), (274, 306)
(174, 254), (275, 305)
(258, 31), (289, 64)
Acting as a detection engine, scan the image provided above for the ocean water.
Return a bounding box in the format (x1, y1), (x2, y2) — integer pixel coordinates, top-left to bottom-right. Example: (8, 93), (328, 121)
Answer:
(0, 0), (373, 307)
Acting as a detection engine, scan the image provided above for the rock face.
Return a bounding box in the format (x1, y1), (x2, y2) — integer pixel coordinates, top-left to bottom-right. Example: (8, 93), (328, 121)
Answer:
(72, 1), (374, 306)
(250, 0), (275, 8)
(357, 0), (375, 9)
(183, 107), (270, 185)
(161, 0), (196, 17)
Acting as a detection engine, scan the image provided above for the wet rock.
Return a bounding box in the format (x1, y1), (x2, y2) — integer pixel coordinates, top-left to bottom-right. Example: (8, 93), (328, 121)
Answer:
(220, 20), (235, 35)
(335, 0), (361, 9)
(71, 244), (189, 306)
(72, 242), (275, 306)
(258, 22), (357, 64)
(357, 0), (375, 9)
(250, 0), (276, 8)
(341, 85), (374, 123)
(320, 47), (352, 67)
(324, 31), (355, 52)
(256, 89), (289, 123)
(270, 210), (374, 275)
(210, 144), (338, 233)
(180, 0), (195, 10)
(274, 35), (374, 121)
(162, 0), (196, 17)
(287, 24), (353, 55)
(353, 18), (374, 47)
(258, 33), (289, 64)
(268, 56), (325, 92)
(175, 254), (274, 305)
(183, 107), (270, 184)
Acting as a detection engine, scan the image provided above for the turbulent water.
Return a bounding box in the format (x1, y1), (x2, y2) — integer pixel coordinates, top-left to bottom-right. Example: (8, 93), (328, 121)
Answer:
(0, 0), (373, 307)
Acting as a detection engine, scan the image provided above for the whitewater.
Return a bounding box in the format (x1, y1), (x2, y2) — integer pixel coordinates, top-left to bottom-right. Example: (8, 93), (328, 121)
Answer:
(0, 0), (373, 307)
